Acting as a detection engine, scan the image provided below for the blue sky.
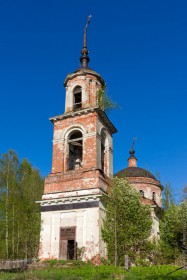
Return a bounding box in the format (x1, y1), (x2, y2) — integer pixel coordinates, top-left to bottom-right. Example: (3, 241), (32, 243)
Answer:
(0, 0), (186, 200)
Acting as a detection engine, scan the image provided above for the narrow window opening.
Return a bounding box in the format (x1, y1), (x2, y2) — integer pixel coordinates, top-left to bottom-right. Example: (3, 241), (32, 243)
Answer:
(140, 190), (144, 197)
(68, 131), (83, 170)
(73, 86), (82, 111)
(101, 132), (106, 172)
(101, 142), (105, 171)
(152, 192), (156, 200)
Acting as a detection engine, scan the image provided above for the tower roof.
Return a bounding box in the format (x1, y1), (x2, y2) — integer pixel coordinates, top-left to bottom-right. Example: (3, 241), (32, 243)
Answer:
(64, 67), (105, 87)
(65, 16), (105, 86)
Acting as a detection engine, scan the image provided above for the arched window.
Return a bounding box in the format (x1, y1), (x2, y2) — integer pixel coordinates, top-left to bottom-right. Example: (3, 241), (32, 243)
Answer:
(101, 132), (106, 172)
(68, 131), (83, 170)
(140, 190), (144, 197)
(73, 86), (82, 111)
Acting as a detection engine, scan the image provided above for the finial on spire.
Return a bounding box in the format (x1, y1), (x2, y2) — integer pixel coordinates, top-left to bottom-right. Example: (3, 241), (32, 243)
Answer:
(129, 137), (137, 157)
(80, 15), (92, 68)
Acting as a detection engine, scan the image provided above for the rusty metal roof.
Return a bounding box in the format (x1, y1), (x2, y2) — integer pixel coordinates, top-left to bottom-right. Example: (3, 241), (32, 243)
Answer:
(116, 167), (156, 180)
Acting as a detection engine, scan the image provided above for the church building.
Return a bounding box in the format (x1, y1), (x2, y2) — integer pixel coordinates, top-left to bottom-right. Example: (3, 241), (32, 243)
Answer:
(38, 22), (117, 261)
(38, 20), (163, 261)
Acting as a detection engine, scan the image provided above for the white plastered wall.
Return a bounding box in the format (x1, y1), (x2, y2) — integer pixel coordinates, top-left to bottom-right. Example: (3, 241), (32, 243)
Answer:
(150, 208), (160, 240)
(39, 206), (103, 260)
(99, 202), (107, 257)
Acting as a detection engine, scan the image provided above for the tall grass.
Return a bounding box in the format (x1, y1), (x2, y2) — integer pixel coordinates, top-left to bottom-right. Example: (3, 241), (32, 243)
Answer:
(0, 264), (187, 279)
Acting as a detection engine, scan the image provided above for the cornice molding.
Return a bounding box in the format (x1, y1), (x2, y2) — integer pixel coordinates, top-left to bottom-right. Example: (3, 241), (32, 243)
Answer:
(50, 107), (117, 135)
(37, 194), (102, 206)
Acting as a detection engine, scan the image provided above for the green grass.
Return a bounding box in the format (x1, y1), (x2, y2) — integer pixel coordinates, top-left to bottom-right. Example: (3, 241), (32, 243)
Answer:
(0, 264), (187, 280)
(125, 265), (187, 279)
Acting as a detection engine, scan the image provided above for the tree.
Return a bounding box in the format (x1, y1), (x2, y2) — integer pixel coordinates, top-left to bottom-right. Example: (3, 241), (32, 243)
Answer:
(0, 150), (19, 259)
(159, 183), (187, 264)
(159, 203), (184, 263)
(17, 159), (43, 259)
(0, 150), (43, 260)
(159, 183), (187, 266)
(102, 177), (152, 266)
(162, 183), (175, 210)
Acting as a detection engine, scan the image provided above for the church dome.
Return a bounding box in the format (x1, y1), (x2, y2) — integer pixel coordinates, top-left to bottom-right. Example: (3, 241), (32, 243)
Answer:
(115, 143), (163, 191)
(115, 166), (156, 180)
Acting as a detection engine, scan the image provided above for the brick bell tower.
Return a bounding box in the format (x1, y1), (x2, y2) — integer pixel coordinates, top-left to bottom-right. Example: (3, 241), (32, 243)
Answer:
(38, 18), (117, 261)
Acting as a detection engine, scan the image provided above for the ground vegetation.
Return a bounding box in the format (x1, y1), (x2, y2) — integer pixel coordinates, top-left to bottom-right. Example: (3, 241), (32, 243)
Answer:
(0, 263), (187, 280)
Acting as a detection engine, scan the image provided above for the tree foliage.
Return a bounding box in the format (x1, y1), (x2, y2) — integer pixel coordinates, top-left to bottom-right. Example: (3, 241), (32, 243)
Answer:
(159, 203), (187, 264)
(0, 150), (43, 260)
(160, 205), (182, 246)
(162, 183), (175, 210)
(102, 177), (152, 266)
(158, 183), (187, 264)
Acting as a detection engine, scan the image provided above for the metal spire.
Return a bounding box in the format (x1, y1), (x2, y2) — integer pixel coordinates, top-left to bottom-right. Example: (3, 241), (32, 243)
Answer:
(80, 15), (92, 68)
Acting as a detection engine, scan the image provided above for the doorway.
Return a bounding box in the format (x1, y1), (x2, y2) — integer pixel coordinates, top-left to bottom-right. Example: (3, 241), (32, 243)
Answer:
(59, 227), (77, 260)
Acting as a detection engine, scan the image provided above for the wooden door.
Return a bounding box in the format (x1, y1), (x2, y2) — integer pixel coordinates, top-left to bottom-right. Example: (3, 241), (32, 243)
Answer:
(59, 227), (76, 260)
(59, 240), (68, 260)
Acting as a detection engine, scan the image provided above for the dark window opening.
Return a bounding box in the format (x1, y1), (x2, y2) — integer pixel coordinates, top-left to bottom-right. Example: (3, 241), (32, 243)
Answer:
(68, 131), (83, 170)
(101, 132), (106, 172)
(101, 142), (105, 171)
(152, 192), (155, 200)
(73, 86), (82, 111)
(140, 190), (144, 197)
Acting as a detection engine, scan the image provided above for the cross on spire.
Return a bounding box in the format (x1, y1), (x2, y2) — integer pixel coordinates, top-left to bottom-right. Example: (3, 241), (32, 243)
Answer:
(129, 137), (137, 157)
(80, 15), (92, 68)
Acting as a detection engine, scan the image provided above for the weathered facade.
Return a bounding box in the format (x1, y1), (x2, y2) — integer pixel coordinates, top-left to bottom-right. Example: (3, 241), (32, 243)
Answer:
(38, 24), (117, 261)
